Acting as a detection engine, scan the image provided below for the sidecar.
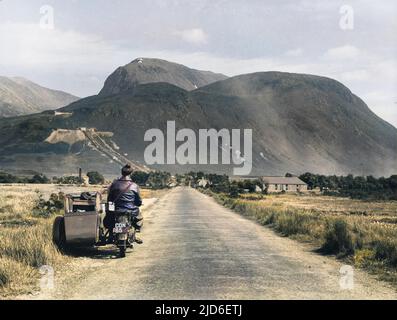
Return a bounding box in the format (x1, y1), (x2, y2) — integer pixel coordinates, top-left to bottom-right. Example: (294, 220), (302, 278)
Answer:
(52, 192), (106, 249)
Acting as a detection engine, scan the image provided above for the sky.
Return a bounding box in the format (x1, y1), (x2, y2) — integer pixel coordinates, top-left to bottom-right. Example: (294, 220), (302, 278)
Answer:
(0, 0), (396, 126)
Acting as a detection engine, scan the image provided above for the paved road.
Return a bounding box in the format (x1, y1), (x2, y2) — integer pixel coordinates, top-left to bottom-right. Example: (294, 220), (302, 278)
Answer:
(48, 187), (397, 299)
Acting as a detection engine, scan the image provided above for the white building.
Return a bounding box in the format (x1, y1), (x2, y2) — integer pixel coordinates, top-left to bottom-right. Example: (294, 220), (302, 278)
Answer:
(261, 176), (308, 193)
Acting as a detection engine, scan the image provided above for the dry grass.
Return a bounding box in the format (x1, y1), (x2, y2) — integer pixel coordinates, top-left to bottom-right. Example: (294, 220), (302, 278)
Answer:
(0, 185), (72, 296)
(260, 193), (397, 218)
(206, 191), (397, 285)
(0, 183), (165, 297)
(140, 187), (168, 199)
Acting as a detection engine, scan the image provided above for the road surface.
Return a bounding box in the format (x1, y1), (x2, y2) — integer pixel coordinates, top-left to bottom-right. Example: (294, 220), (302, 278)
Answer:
(39, 187), (397, 299)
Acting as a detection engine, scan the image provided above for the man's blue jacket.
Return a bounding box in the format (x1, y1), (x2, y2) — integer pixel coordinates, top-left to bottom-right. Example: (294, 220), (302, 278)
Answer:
(107, 176), (142, 213)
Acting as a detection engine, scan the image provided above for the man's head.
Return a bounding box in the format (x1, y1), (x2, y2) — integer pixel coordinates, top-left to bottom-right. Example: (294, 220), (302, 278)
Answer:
(121, 164), (133, 177)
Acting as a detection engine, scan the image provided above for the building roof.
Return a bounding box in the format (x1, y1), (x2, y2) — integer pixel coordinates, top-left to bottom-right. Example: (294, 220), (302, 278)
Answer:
(261, 176), (307, 185)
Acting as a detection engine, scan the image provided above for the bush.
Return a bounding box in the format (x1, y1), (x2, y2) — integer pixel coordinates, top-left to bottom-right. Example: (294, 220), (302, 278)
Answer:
(374, 238), (397, 267)
(0, 172), (19, 183)
(0, 172), (49, 184)
(131, 171), (149, 185)
(87, 171), (105, 185)
(229, 185), (239, 198)
(29, 174), (49, 184)
(322, 220), (356, 256)
(299, 172), (397, 200)
(273, 211), (312, 236)
(147, 171), (171, 189)
(55, 176), (81, 184)
(32, 192), (64, 218)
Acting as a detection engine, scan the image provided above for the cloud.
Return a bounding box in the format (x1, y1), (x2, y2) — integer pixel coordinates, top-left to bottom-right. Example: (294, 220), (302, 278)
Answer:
(285, 48), (304, 57)
(339, 70), (370, 82)
(324, 45), (361, 60)
(0, 22), (132, 95)
(0, 22), (129, 71)
(0, 18), (395, 127)
(361, 90), (397, 126)
(174, 28), (208, 45)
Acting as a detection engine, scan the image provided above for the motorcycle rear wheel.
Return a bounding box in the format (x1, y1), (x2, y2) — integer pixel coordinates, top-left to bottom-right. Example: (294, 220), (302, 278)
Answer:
(119, 246), (126, 258)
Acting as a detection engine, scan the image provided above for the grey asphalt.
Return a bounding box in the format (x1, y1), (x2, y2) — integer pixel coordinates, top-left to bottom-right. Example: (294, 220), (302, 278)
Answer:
(53, 187), (397, 299)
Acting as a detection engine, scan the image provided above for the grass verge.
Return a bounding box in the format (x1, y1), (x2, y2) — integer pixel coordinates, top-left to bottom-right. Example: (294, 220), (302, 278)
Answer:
(0, 187), (67, 297)
(201, 190), (397, 286)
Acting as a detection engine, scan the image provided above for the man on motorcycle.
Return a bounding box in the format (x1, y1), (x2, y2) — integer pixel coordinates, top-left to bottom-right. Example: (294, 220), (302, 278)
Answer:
(105, 164), (143, 244)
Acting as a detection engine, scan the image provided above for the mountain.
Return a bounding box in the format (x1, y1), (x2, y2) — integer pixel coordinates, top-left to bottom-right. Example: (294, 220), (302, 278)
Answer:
(0, 77), (79, 117)
(99, 58), (227, 96)
(0, 60), (396, 177)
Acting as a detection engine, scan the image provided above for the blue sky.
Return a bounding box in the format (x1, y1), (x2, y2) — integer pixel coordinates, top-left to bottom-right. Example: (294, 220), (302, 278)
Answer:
(0, 0), (396, 126)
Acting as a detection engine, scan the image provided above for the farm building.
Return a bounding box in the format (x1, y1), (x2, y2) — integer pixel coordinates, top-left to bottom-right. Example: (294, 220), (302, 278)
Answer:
(261, 176), (308, 193)
(230, 176), (308, 193)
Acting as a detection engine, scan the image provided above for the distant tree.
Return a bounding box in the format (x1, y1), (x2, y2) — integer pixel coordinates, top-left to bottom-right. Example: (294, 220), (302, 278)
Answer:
(56, 176), (82, 184)
(299, 172), (318, 189)
(229, 184), (239, 198)
(389, 175), (397, 190)
(131, 171), (150, 186)
(87, 171), (105, 185)
(207, 174), (230, 193)
(285, 172), (293, 177)
(175, 174), (184, 185)
(147, 171), (171, 189)
(29, 174), (49, 184)
(300, 172), (397, 200)
(0, 172), (18, 183)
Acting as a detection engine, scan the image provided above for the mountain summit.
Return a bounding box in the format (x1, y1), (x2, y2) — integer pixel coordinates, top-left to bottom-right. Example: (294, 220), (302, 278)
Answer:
(98, 58), (227, 96)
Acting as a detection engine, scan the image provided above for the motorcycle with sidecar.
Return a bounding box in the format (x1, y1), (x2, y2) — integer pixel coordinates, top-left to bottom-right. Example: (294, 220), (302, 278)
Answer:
(52, 192), (136, 258)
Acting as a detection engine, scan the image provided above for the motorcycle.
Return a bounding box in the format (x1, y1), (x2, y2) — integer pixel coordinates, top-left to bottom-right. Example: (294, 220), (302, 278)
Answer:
(53, 192), (139, 258)
(112, 211), (136, 258)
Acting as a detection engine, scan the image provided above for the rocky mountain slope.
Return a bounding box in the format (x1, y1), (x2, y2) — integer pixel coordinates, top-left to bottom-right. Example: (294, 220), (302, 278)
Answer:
(0, 59), (395, 177)
(0, 77), (79, 117)
(99, 58), (227, 96)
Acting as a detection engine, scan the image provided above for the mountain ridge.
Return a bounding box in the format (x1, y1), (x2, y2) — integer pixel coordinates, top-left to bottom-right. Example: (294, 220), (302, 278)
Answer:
(0, 59), (396, 177)
(0, 76), (79, 117)
(98, 57), (228, 96)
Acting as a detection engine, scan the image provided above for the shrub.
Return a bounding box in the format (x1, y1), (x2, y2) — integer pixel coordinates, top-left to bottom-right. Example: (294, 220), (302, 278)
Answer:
(29, 174), (49, 184)
(374, 238), (397, 267)
(87, 171), (105, 184)
(0, 172), (18, 183)
(322, 220), (356, 256)
(32, 192), (64, 218)
(229, 185), (239, 198)
(354, 249), (375, 268)
(131, 171), (150, 185)
(56, 176), (81, 184)
(147, 171), (171, 189)
(273, 210), (312, 236)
